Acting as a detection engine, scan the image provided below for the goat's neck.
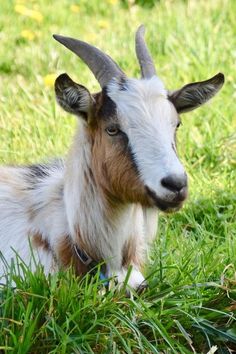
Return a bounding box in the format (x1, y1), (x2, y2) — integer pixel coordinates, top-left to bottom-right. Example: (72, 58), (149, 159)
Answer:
(64, 126), (132, 263)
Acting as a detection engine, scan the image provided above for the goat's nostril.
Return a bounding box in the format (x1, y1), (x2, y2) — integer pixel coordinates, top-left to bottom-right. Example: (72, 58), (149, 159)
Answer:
(161, 174), (187, 192)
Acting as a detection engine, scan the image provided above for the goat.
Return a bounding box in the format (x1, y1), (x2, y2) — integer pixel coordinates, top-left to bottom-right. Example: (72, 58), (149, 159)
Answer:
(0, 26), (224, 289)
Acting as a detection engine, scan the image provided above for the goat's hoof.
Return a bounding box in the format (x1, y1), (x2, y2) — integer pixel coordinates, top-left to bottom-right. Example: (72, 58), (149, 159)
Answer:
(124, 281), (148, 298)
(113, 268), (147, 297)
(137, 281), (148, 295)
(116, 268), (146, 290)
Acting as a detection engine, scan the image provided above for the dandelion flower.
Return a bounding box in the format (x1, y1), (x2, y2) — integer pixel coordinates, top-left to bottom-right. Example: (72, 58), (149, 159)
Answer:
(70, 4), (80, 13)
(84, 33), (98, 42)
(43, 74), (57, 88)
(98, 20), (109, 29)
(15, 5), (43, 23)
(107, 0), (118, 4)
(21, 29), (35, 41)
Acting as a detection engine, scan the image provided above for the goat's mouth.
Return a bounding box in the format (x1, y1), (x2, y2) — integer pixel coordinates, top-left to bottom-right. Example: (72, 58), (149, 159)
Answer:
(145, 186), (187, 213)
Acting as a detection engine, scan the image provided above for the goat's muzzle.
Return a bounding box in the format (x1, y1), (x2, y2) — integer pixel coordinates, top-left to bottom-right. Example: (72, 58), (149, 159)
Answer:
(145, 184), (188, 213)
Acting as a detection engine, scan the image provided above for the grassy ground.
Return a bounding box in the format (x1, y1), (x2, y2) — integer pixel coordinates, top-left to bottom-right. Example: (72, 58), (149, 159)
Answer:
(0, 0), (236, 352)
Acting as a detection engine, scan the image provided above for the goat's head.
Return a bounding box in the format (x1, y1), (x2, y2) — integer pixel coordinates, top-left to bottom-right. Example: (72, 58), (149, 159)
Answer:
(53, 26), (224, 212)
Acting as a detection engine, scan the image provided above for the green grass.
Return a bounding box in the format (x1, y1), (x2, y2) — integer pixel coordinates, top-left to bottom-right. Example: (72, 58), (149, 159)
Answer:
(0, 0), (236, 352)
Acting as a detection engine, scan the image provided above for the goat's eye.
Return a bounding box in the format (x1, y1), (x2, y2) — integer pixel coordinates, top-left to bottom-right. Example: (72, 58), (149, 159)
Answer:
(176, 121), (182, 129)
(106, 126), (120, 136)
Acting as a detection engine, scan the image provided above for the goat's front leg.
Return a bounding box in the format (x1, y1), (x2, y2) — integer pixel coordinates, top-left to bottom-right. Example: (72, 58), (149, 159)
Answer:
(107, 236), (146, 291)
(122, 236), (147, 290)
(116, 267), (146, 291)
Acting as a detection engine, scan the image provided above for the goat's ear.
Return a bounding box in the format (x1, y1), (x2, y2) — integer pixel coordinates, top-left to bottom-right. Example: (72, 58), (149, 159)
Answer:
(54, 73), (94, 120)
(168, 73), (224, 114)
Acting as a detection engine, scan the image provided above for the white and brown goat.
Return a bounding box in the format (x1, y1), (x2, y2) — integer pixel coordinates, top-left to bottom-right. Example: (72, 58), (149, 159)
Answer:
(0, 26), (224, 289)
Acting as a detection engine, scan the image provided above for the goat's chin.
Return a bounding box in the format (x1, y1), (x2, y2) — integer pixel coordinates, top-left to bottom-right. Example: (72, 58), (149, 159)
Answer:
(160, 203), (184, 213)
(145, 186), (185, 213)
(154, 199), (184, 213)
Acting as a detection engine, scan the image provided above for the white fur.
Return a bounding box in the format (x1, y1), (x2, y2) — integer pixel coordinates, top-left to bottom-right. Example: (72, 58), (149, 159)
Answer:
(116, 267), (146, 290)
(108, 77), (186, 200)
(0, 165), (68, 279)
(0, 130), (157, 288)
(64, 130), (151, 277)
(1, 77), (185, 290)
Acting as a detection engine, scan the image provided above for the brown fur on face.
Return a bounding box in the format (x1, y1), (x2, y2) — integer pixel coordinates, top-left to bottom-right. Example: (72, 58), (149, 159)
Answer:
(89, 91), (150, 206)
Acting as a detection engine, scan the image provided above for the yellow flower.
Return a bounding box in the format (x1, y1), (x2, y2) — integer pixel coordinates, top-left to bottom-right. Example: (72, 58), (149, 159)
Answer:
(84, 32), (98, 42)
(21, 29), (35, 41)
(98, 20), (109, 29)
(107, 0), (118, 4)
(70, 4), (80, 13)
(14, 5), (43, 22)
(43, 74), (57, 88)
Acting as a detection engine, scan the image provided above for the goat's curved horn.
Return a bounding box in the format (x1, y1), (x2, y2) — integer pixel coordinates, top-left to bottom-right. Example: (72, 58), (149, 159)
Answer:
(135, 25), (156, 79)
(53, 34), (125, 88)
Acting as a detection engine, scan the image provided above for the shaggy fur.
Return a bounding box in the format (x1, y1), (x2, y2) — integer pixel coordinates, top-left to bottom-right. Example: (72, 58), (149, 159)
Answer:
(0, 32), (224, 289)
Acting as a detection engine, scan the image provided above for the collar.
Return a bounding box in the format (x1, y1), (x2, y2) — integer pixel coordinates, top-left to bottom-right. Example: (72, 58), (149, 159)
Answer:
(73, 244), (108, 285)
(73, 244), (95, 267)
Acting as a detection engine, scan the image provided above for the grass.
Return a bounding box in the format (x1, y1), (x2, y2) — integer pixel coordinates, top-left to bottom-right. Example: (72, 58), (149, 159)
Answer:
(0, 0), (236, 352)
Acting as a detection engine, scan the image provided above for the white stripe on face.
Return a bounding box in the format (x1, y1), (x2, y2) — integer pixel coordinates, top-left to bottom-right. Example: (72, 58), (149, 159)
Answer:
(107, 77), (186, 201)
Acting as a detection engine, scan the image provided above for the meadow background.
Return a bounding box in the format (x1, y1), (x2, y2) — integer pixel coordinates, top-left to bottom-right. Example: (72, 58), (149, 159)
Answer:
(0, 0), (236, 352)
